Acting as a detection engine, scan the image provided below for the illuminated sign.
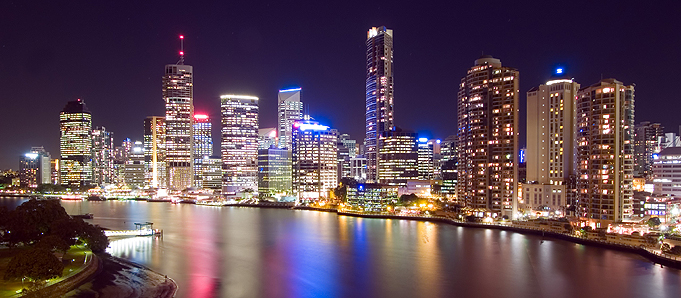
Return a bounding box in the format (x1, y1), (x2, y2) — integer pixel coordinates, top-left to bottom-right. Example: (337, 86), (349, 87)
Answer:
(556, 68), (563, 74)
(418, 138), (428, 143)
(279, 88), (301, 93)
(294, 122), (329, 131)
(194, 114), (209, 120)
(24, 153), (38, 159)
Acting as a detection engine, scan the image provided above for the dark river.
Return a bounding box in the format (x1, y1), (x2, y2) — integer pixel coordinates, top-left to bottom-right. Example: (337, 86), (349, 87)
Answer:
(2, 197), (681, 298)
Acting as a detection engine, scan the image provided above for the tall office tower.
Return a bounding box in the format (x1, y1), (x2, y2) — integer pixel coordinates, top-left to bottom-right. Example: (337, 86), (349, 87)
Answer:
(365, 26), (394, 182)
(144, 116), (166, 188)
(417, 138), (440, 180)
(576, 78), (635, 223)
(163, 37), (194, 191)
(633, 121), (664, 179)
(113, 139), (132, 185)
(350, 155), (368, 182)
(19, 147), (51, 188)
(335, 132), (357, 181)
(523, 75), (580, 214)
(201, 156), (223, 190)
(59, 99), (93, 187)
(124, 141), (145, 187)
(220, 95), (259, 196)
(258, 128), (278, 149)
(377, 128), (418, 186)
(457, 56), (519, 218)
(92, 126), (114, 186)
(50, 159), (60, 185)
(440, 136), (458, 199)
(277, 88), (303, 149)
(258, 147), (292, 197)
(292, 120), (338, 199)
(193, 114), (212, 188)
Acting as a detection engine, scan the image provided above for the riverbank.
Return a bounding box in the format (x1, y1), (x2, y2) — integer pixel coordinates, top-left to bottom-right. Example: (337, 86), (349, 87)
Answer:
(64, 254), (177, 298)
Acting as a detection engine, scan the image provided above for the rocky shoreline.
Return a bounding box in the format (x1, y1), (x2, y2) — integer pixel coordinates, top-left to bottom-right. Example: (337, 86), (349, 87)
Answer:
(64, 254), (176, 298)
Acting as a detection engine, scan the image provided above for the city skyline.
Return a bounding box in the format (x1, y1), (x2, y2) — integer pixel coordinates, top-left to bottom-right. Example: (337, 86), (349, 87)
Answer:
(1, 2), (679, 170)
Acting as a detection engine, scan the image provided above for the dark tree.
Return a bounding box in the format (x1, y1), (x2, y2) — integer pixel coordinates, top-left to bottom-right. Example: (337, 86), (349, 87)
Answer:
(77, 222), (109, 253)
(4, 248), (64, 281)
(647, 217), (661, 227)
(5, 199), (70, 246)
(669, 246), (681, 255)
(36, 235), (70, 253)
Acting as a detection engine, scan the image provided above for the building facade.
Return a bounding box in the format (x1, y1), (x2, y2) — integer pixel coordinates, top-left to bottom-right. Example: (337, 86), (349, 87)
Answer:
(457, 56), (519, 218)
(523, 77), (580, 215)
(576, 79), (635, 223)
(292, 120), (338, 200)
(258, 147), (292, 197)
(634, 121), (664, 179)
(163, 63), (194, 190)
(652, 147), (681, 197)
(365, 26), (394, 182)
(19, 147), (51, 188)
(59, 99), (93, 187)
(277, 88), (303, 149)
(377, 129), (418, 187)
(220, 95), (259, 196)
(144, 116), (166, 188)
(124, 141), (145, 188)
(92, 126), (114, 186)
(193, 114), (212, 188)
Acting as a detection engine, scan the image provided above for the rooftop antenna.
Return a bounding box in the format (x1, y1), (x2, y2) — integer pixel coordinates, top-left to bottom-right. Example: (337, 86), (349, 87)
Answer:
(178, 35), (185, 65)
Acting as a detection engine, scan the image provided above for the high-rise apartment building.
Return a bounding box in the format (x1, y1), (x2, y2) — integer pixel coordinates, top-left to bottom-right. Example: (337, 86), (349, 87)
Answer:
(378, 128), (418, 187)
(163, 47), (194, 190)
(576, 78), (635, 223)
(292, 120), (338, 200)
(277, 88), (303, 149)
(220, 95), (259, 196)
(59, 99), (93, 187)
(365, 26), (394, 182)
(144, 116), (166, 188)
(193, 114), (212, 188)
(19, 147), (51, 188)
(457, 56), (519, 218)
(92, 126), (114, 186)
(634, 121), (664, 179)
(523, 76), (580, 214)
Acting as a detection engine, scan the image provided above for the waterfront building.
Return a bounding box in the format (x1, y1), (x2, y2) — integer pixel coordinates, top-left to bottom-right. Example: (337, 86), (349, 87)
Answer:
(292, 120), (338, 200)
(258, 127), (278, 149)
(19, 147), (51, 188)
(347, 183), (398, 211)
(200, 156), (222, 190)
(365, 26), (394, 182)
(220, 95), (259, 196)
(193, 114), (212, 188)
(350, 155), (368, 182)
(50, 159), (60, 185)
(377, 128), (418, 187)
(59, 99), (93, 187)
(652, 147), (681, 197)
(258, 147), (292, 197)
(277, 88), (303, 149)
(523, 74), (580, 215)
(417, 138), (440, 180)
(336, 133), (357, 181)
(124, 141), (145, 188)
(576, 78), (635, 223)
(144, 116), (166, 188)
(92, 126), (114, 186)
(440, 135), (457, 199)
(634, 121), (664, 179)
(457, 55), (519, 218)
(163, 43), (194, 190)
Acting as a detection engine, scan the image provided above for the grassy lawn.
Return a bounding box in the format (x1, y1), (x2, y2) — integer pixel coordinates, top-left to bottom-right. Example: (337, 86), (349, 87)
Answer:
(0, 245), (92, 297)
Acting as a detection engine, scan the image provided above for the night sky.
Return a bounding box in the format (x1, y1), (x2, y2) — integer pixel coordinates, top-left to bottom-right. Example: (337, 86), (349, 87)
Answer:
(1, 1), (678, 170)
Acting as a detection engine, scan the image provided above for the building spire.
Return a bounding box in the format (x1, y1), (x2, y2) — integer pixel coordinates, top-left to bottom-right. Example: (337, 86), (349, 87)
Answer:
(178, 34), (185, 65)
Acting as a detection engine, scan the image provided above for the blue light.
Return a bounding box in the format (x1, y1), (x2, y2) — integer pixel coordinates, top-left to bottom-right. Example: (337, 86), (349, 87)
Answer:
(556, 68), (563, 74)
(418, 138), (428, 143)
(279, 87), (302, 93)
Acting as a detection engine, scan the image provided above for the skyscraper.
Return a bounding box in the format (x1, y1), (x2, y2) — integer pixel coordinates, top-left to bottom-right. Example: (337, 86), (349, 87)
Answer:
(124, 141), (145, 188)
(292, 120), (338, 200)
(523, 75), (580, 214)
(277, 88), (303, 149)
(19, 147), (51, 188)
(59, 99), (93, 187)
(92, 126), (114, 185)
(193, 114), (212, 188)
(144, 116), (166, 188)
(457, 55), (519, 219)
(220, 95), (259, 196)
(633, 121), (664, 179)
(576, 78), (635, 223)
(365, 26), (394, 182)
(163, 37), (194, 190)
(258, 147), (292, 197)
(377, 128), (418, 186)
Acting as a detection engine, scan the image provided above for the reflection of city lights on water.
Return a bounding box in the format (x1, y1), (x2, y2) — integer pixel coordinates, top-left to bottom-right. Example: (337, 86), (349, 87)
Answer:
(106, 237), (155, 264)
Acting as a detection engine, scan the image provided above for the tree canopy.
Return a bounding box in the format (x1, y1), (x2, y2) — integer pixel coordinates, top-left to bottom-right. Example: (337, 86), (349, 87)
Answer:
(5, 199), (70, 246)
(4, 248), (64, 281)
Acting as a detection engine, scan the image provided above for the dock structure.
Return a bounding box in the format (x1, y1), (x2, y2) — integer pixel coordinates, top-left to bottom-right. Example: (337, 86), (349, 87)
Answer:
(104, 222), (162, 237)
